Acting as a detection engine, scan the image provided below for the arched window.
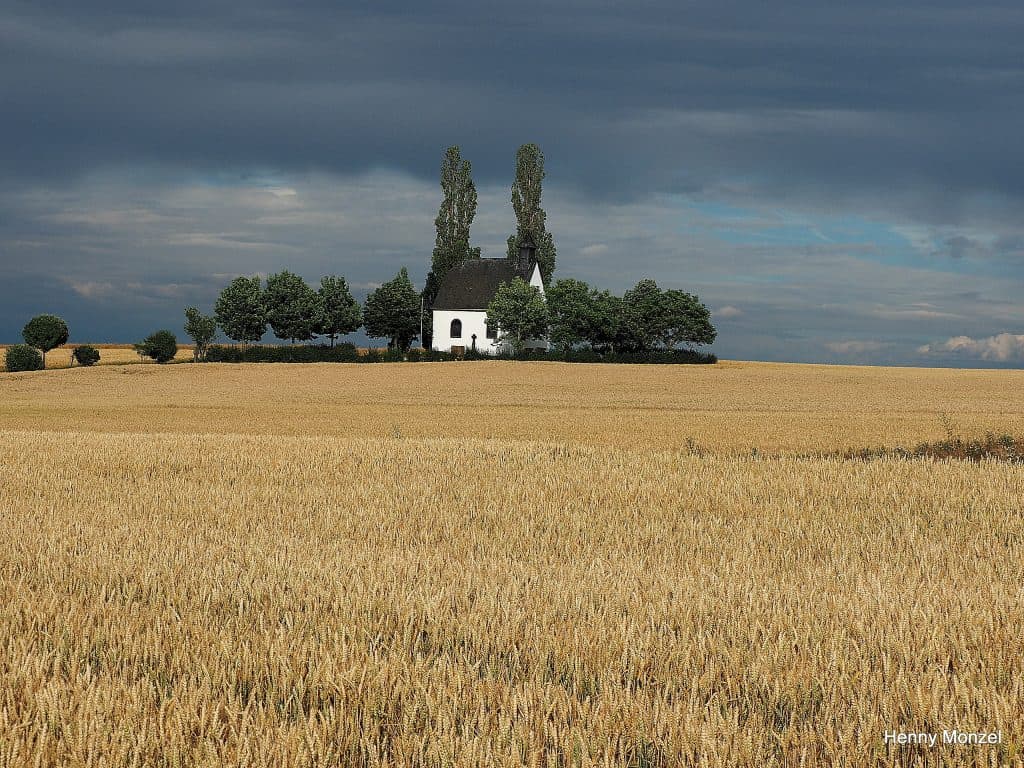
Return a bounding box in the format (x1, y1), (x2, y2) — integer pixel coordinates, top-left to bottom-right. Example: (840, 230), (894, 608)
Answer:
(450, 318), (462, 339)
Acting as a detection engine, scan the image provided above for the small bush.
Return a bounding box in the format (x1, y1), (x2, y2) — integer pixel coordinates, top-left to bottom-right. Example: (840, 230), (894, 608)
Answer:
(72, 345), (101, 367)
(5, 344), (44, 372)
(138, 330), (179, 363)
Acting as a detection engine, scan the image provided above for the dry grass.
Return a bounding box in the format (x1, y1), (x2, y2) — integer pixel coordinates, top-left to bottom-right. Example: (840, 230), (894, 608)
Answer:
(0, 344), (194, 369)
(1, 361), (1022, 766)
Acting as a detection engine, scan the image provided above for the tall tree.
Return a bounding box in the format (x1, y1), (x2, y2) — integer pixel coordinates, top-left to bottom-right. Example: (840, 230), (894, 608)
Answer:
(423, 146), (480, 348)
(316, 275), (362, 347)
(264, 270), (319, 343)
(506, 143), (556, 285)
(364, 268), (421, 352)
(183, 307), (217, 361)
(486, 277), (549, 355)
(214, 276), (266, 346)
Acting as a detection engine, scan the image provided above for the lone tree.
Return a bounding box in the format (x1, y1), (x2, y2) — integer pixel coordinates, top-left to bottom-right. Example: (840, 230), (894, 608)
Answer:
(137, 330), (178, 363)
(22, 314), (69, 368)
(183, 307), (217, 361)
(506, 143), (556, 285)
(486, 277), (549, 355)
(422, 146), (481, 348)
(317, 275), (362, 347)
(215, 276), (266, 346)
(364, 268), (420, 352)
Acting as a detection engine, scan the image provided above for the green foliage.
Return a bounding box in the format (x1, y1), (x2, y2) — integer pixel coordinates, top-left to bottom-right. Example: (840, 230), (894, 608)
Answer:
(431, 146), (481, 281)
(214, 276), (266, 345)
(22, 314), (69, 367)
(364, 268), (421, 352)
(316, 276), (362, 347)
(423, 146), (480, 349)
(72, 345), (101, 367)
(5, 344), (43, 372)
(661, 289), (717, 348)
(506, 143), (557, 285)
(183, 307), (217, 361)
(547, 278), (622, 351)
(621, 279), (716, 351)
(486, 277), (549, 355)
(620, 279), (663, 351)
(138, 330), (178, 363)
(206, 343), (361, 363)
(201, 343), (714, 365)
(264, 270), (319, 343)
(587, 290), (625, 352)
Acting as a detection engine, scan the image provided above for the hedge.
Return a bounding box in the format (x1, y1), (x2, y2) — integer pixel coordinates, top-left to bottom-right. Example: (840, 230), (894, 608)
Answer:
(203, 344), (716, 365)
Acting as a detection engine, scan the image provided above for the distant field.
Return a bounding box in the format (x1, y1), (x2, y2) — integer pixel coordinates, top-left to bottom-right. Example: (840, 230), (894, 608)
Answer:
(1, 361), (1022, 766)
(0, 343), (194, 368)
(2, 359), (1023, 452)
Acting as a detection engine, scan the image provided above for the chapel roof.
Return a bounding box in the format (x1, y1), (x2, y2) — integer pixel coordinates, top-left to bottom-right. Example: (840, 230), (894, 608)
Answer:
(432, 259), (533, 311)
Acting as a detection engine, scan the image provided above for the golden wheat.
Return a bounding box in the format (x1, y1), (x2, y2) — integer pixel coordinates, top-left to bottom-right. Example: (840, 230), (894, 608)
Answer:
(0, 362), (1022, 766)
(2, 360), (1023, 452)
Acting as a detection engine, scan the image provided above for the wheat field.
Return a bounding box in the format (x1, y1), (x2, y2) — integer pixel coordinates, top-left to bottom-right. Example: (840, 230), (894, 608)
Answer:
(1, 361), (1022, 766)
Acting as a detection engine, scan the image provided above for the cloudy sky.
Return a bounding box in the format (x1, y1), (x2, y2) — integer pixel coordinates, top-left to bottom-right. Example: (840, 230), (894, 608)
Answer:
(2, 0), (1023, 366)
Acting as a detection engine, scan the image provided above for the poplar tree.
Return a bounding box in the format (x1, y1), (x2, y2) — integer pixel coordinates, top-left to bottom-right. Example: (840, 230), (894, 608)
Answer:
(506, 143), (556, 285)
(423, 146), (480, 347)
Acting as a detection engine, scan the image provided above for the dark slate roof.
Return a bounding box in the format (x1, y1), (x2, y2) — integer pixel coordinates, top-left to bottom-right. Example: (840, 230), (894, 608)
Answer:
(432, 259), (532, 310)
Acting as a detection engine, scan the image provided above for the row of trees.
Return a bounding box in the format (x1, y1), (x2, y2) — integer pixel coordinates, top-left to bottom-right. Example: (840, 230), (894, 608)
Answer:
(486, 277), (716, 355)
(204, 269), (422, 353)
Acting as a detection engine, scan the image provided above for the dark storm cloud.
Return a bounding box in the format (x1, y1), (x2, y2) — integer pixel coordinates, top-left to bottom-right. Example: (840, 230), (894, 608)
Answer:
(3, 0), (1024, 207)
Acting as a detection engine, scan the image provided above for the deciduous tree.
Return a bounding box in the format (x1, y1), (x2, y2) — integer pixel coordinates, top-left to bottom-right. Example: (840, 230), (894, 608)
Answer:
(22, 314), (69, 368)
(265, 270), (319, 344)
(183, 307), (217, 361)
(486, 277), (549, 355)
(364, 268), (420, 352)
(316, 275), (362, 347)
(215, 276), (266, 346)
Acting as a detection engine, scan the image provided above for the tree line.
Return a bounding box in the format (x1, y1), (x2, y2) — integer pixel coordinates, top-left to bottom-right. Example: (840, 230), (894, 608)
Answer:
(204, 268), (420, 355)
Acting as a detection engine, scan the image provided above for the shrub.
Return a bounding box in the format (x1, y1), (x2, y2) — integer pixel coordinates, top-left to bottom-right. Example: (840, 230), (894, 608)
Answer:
(22, 314), (69, 368)
(138, 331), (179, 363)
(197, 344), (715, 365)
(72, 345), (101, 367)
(5, 344), (44, 372)
(205, 343), (361, 363)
